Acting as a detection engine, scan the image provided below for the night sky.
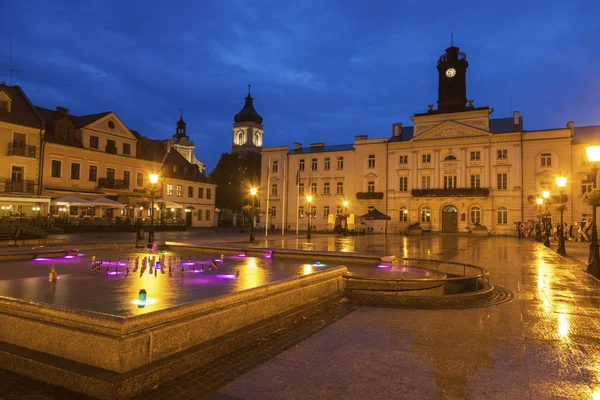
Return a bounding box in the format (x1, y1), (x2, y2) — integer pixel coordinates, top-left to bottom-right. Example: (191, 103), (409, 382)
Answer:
(2, 1), (599, 172)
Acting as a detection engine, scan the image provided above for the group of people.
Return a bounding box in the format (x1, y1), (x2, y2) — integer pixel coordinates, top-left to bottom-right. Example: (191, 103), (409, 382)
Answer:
(516, 220), (593, 241)
(90, 254), (224, 277)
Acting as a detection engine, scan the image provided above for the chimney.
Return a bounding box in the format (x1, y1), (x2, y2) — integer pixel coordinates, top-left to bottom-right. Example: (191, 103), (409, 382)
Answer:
(513, 111), (520, 131)
(293, 142), (302, 151)
(392, 123), (403, 138)
(566, 121), (574, 129)
(309, 142), (324, 149)
(354, 135), (368, 141)
(56, 106), (69, 117)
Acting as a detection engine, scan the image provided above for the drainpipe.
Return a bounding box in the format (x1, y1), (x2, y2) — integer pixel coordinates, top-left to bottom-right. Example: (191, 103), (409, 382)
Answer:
(520, 130), (524, 224)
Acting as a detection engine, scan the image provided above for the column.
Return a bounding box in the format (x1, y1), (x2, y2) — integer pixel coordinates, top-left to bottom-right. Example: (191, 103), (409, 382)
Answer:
(484, 146), (491, 188)
(412, 151), (418, 189)
(460, 148), (467, 188)
(434, 150), (440, 188)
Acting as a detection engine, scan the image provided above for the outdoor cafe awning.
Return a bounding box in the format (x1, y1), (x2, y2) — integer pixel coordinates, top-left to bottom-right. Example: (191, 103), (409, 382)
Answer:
(51, 196), (92, 207)
(359, 208), (391, 220)
(89, 197), (125, 208)
(156, 199), (184, 209)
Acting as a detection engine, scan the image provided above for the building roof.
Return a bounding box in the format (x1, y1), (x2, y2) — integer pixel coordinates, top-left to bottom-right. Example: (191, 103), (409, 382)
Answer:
(291, 144), (355, 154)
(388, 126), (415, 142)
(35, 106), (110, 128)
(0, 84), (45, 129)
(489, 116), (523, 133)
(573, 125), (600, 145)
(137, 137), (208, 183)
(234, 90), (263, 125)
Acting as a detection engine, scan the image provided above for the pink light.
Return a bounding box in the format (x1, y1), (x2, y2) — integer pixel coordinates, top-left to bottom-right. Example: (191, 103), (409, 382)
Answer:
(216, 274), (236, 279)
(107, 271), (118, 275)
(181, 262), (195, 266)
(377, 265), (392, 268)
(33, 258), (51, 261)
(63, 255), (76, 259)
(237, 254), (246, 257)
(264, 253), (272, 259)
(213, 259), (222, 262)
(77, 253), (85, 257)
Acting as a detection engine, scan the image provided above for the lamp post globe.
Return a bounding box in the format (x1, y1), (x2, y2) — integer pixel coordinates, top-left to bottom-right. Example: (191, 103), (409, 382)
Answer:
(342, 200), (349, 235)
(585, 146), (600, 278)
(556, 176), (567, 256)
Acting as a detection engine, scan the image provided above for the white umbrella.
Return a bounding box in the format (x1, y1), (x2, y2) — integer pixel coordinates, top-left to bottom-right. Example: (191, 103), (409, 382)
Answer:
(155, 199), (184, 209)
(89, 197), (125, 208)
(51, 196), (92, 207)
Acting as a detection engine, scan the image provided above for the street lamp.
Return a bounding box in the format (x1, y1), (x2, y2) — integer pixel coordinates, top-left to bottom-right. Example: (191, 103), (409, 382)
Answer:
(585, 145), (600, 277)
(249, 187), (257, 243)
(542, 190), (551, 247)
(306, 195), (313, 240)
(556, 176), (567, 256)
(148, 173), (159, 247)
(536, 197), (543, 242)
(215, 207), (221, 233)
(343, 200), (349, 235)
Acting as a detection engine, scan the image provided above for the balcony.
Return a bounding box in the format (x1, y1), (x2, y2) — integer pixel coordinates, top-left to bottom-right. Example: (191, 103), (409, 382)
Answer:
(7, 143), (36, 158)
(4, 179), (35, 193)
(411, 188), (490, 198)
(356, 192), (384, 200)
(98, 178), (129, 190)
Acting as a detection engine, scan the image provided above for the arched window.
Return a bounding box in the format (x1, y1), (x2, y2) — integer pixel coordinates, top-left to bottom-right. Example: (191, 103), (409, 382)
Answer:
(470, 206), (481, 224)
(497, 207), (508, 225)
(399, 206), (408, 222)
(420, 205), (431, 223)
(236, 132), (244, 145)
(254, 132), (262, 146)
(444, 155), (457, 161)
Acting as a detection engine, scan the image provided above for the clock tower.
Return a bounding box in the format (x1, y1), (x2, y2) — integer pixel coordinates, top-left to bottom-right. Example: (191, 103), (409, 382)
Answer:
(231, 85), (264, 153)
(436, 45), (468, 113)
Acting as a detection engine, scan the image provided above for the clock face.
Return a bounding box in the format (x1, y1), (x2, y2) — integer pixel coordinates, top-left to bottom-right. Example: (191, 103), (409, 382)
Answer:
(446, 68), (456, 78)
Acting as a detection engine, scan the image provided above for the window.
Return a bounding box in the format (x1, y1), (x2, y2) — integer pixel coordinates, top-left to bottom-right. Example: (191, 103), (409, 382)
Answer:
(197, 210), (202, 221)
(167, 184), (173, 196)
(420, 206), (431, 223)
(368, 155), (375, 168)
(51, 160), (61, 178)
(470, 151), (481, 160)
(206, 188), (212, 199)
(470, 174), (481, 189)
(422, 154), (431, 163)
(310, 206), (316, 218)
(298, 206), (304, 218)
(106, 139), (116, 153)
(89, 165), (97, 182)
(176, 185), (182, 197)
(271, 183), (278, 196)
(323, 182), (330, 194)
(336, 206), (343, 215)
(497, 173), (508, 190)
(336, 181), (344, 194)
(188, 186), (193, 197)
(443, 175), (457, 189)
(61, 128), (69, 140)
(399, 155), (408, 164)
(444, 155), (457, 161)
(470, 206), (481, 224)
(236, 132), (244, 145)
(106, 168), (115, 181)
(368, 181), (375, 193)
(89, 135), (98, 149)
(310, 182), (317, 195)
(582, 181), (593, 195)
(137, 172), (143, 187)
(324, 157), (331, 170)
(198, 187), (204, 198)
(311, 158), (318, 171)
(399, 207), (408, 222)
(337, 156), (344, 169)
(0, 101), (8, 112)
(270, 207), (276, 218)
(399, 177), (408, 192)
(70, 163), (80, 180)
(272, 161), (278, 173)
(123, 143), (131, 155)
(183, 166), (188, 175)
(299, 159), (305, 171)
(123, 170), (130, 185)
(298, 183), (304, 195)
(497, 149), (508, 159)
(497, 207), (508, 224)
(205, 210), (210, 220)
(541, 153), (552, 167)
(421, 176), (431, 189)
(323, 206), (330, 218)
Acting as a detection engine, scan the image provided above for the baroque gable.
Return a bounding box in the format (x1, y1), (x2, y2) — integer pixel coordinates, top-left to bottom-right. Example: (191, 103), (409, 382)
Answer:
(85, 113), (138, 140)
(411, 121), (491, 142)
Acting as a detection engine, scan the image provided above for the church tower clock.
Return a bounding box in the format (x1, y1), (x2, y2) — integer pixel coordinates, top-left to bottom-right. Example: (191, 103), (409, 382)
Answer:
(231, 85), (264, 153)
(436, 45), (468, 113)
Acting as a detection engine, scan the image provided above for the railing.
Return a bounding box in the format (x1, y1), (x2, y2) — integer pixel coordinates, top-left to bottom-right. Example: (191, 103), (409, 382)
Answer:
(411, 188), (490, 198)
(4, 179), (35, 193)
(98, 178), (129, 190)
(7, 143), (36, 158)
(356, 192), (384, 200)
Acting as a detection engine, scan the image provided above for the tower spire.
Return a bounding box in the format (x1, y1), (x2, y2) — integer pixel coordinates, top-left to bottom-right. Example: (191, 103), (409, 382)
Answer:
(451, 31), (454, 47)
(248, 84), (251, 96)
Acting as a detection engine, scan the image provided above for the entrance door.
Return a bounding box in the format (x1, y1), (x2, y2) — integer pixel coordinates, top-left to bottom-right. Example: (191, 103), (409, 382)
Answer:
(186, 211), (192, 227)
(11, 166), (24, 192)
(442, 205), (458, 232)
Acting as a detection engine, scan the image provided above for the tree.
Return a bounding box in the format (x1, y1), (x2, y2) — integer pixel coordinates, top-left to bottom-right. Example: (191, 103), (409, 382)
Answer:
(208, 152), (261, 213)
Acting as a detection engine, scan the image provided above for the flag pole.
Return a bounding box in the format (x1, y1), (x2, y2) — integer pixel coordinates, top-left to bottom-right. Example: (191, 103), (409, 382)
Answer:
(265, 156), (271, 237)
(296, 165), (300, 235)
(281, 158), (286, 236)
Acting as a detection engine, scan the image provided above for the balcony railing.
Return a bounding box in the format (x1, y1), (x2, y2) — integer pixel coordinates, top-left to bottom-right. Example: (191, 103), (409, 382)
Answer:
(4, 179), (35, 193)
(411, 188), (490, 198)
(98, 178), (129, 190)
(356, 192), (384, 200)
(7, 143), (36, 158)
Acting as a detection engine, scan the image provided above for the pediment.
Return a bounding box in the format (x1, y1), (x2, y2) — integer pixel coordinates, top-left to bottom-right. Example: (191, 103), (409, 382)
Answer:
(85, 113), (138, 141)
(364, 172), (377, 179)
(412, 121), (491, 141)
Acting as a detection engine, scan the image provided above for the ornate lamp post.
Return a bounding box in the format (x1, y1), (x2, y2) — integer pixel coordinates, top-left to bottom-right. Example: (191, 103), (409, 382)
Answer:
(343, 200), (349, 235)
(148, 173), (159, 247)
(536, 198), (543, 242)
(585, 146), (600, 278)
(249, 187), (257, 243)
(542, 190), (551, 247)
(306, 195), (313, 240)
(555, 176), (567, 256)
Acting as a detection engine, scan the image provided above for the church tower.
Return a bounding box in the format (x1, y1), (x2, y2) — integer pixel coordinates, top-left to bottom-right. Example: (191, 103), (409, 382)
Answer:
(436, 44), (469, 113)
(171, 114), (206, 174)
(231, 85), (263, 153)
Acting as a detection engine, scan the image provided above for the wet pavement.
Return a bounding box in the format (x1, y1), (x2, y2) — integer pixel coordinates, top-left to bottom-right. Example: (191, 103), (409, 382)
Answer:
(0, 234), (599, 399)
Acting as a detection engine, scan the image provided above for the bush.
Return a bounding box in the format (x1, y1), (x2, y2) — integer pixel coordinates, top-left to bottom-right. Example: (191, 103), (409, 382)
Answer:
(0, 224), (47, 240)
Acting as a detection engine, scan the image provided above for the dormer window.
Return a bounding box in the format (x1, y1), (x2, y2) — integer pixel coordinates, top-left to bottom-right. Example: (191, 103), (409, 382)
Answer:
(61, 128), (69, 140)
(0, 101), (8, 112)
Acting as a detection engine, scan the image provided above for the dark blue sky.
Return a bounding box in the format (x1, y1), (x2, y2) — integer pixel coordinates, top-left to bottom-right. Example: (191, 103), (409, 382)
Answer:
(2, 1), (599, 172)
